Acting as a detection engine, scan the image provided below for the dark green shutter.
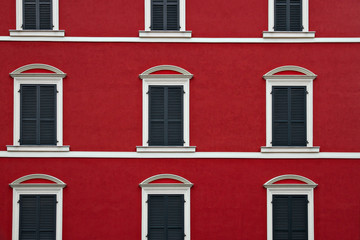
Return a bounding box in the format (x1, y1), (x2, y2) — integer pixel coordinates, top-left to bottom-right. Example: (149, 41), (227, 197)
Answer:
(275, 0), (302, 31)
(273, 195), (308, 240)
(23, 0), (52, 30)
(148, 194), (184, 240)
(19, 195), (57, 240)
(272, 86), (306, 146)
(151, 0), (179, 30)
(149, 86), (183, 146)
(20, 85), (57, 145)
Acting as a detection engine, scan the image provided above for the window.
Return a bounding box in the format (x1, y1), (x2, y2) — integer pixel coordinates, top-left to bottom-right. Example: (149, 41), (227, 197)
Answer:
(264, 174), (317, 240)
(263, 0), (315, 38)
(262, 66), (319, 153)
(140, 174), (193, 240)
(8, 64), (69, 152)
(10, 0), (64, 37)
(139, 0), (191, 37)
(137, 65), (195, 153)
(10, 174), (66, 240)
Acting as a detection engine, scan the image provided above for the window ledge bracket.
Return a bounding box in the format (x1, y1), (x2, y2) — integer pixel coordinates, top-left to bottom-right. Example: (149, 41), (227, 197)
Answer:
(139, 30), (192, 38)
(261, 146), (320, 153)
(136, 146), (196, 153)
(9, 30), (65, 37)
(263, 31), (315, 39)
(7, 145), (70, 152)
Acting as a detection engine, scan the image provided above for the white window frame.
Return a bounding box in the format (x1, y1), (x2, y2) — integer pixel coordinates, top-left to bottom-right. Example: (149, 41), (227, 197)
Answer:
(10, 0), (65, 37)
(140, 174), (193, 240)
(261, 65), (319, 153)
(139, 0), (192, 38)
(264, 174), (317, 240)
(263, 0), (315, 38)
(8, 64), (69, 152)
(137, 65), (195, 153)
(10, 174), (66, 240)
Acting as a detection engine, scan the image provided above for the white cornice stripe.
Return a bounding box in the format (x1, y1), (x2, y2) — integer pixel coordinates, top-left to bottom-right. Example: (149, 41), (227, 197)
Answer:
(0, 151), (359, 159)
(1, 37), (360, 43)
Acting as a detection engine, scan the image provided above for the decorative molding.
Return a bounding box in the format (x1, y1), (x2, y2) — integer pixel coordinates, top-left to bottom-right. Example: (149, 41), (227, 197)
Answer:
(139, 31), (192, 38)
(140, 65), (193, 76)
(10, 173), (66, 187)
(264, 174), (318, 187)
(10, 63), (66, 76)
(136, 146), (196, 153)
(7, 145), (70, 152)
(1, 36), (360, 43)
(263, 65), (316, 78)
(0, 151), (360, 159)
(10, 30), (65, 37)
(140, 173), (193, 185)
(261, 147), (320, 153)
(263, 31), (315, 39)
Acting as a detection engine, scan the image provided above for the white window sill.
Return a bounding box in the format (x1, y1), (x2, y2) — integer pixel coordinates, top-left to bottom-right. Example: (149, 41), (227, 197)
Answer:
(136, 146), (196, 153)
(9, 30), (65, 37)
(7, 145), (70, 152)
(261, 146), (320, 153)
(263, 31), (315, 39)
(139, 31), (192, 38)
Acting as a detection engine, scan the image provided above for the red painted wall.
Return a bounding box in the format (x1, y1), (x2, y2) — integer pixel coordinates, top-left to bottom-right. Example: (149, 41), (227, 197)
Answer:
(0, 42), (359, 152)
(0, 0), (360, 37)
(0, 158), (359, 240)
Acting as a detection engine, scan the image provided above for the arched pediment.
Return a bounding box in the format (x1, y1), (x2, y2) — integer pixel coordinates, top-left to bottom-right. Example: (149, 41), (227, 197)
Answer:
(139, 65), (193, 79)
(140, 174), (193, 187)
(10, 174), (66, 187)
(264, 174), (317, 188)
(263, 65), (316, 80)
(10, 64), (66, 78)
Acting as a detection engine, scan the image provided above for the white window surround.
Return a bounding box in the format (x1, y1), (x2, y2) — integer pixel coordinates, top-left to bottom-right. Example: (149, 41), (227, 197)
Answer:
(10, 174), (66, 240)
(8, 64), (69, 152)
(264, 174), (317, 240)
(263, 0), (315, 38)
(10, 0), (65, 37)
(139, 0), (191, 38)
(137, 65), (195, 153)
(262, 65), (319, 153)
(140, 174), (193, 240)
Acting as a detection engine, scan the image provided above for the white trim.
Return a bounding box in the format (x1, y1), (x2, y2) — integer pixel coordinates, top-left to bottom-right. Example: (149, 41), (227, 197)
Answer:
(267, 0), (309, 32)
(136, 146), (196, 153)
(15, 0), (61, 31)
(140, 174), (192, 240)
(264, 175), (317, 240)
(2, 36), (360, 43)
(139, 31), (192, 38)
(10, 64), (67, 148)
(261, 146), (319, 153)
(263, 31), (315, 38)
(7, 145), (70, 152)
(263, 66), (317, 148)
(140, 65), (193, 147)
(10, 174), (66, 240)
(144, 0), (186, 32)
(10, 30), (65, 37)
(0, 151), (359, 158)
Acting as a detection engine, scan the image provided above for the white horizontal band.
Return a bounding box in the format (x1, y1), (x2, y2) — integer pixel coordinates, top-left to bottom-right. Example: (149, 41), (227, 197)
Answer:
(2, 36), (360, 43)
(0, 151), (359, 159)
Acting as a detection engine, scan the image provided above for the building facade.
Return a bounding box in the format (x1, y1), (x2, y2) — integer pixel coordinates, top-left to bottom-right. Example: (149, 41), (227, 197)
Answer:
(0, 0), (360, 239)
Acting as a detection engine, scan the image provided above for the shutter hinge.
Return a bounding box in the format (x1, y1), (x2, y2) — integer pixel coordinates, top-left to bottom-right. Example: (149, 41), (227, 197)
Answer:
(146, 199), (148, 203)
(306, 91), (309, 94)
(271, 201), (273, 204)
(183, 90), (185, 94)
(302, 25), (304, 30)
(18, 89), (21, 93)
(18, 139), (21, 143)
(270, 91), (273, 94)
(146, 234), (148, 238)
(56, 201), (58, 204)
(306, 140), (309, 144)
(184, 199), (186, 203)
(147, 140), (149, 143)
(307, 200), (309, 203)
(270, 141), (272, 144)
(183, 140), (185, 144)
(56, 90), (59, 93)
(21, 24), (23, 29)
(184, 234), (186, 237)
(146, 91), (149, 94)
(57, 140), (59, 143)
(17, 200), (20, 203)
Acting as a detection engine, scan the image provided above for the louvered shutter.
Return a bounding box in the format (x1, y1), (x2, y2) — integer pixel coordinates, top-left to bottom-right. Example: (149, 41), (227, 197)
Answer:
(273, 195), (308, 240)
(148, 194), (184, 240)
(149, 86), (183, 146)
(20, 85), (57, 145)
(19, 195), (57, 240)
(275, 0), (302, 31)
(151, 0), (179, 30)
(23, 0), (52, 30)
(272, 86), (306, 146)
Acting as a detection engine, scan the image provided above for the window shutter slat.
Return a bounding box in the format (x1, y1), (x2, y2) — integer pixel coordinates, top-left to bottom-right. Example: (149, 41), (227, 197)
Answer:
(275, 0), (302, 31)
(166, 1), (179, 30)
(151, 0), (179, 30)
(148, 195), (184, 240)
(23, 0), (37, 29)
(39, 1), (52, 30)
(275, 0), (287, 31)
(21, 86), (37, 144)
(290, 0), (302, 31)
(39, 86), (57, 145)
(151, 0), (164, 30)
(272, 86), (306, 146)
(23, 0), (52, 30)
